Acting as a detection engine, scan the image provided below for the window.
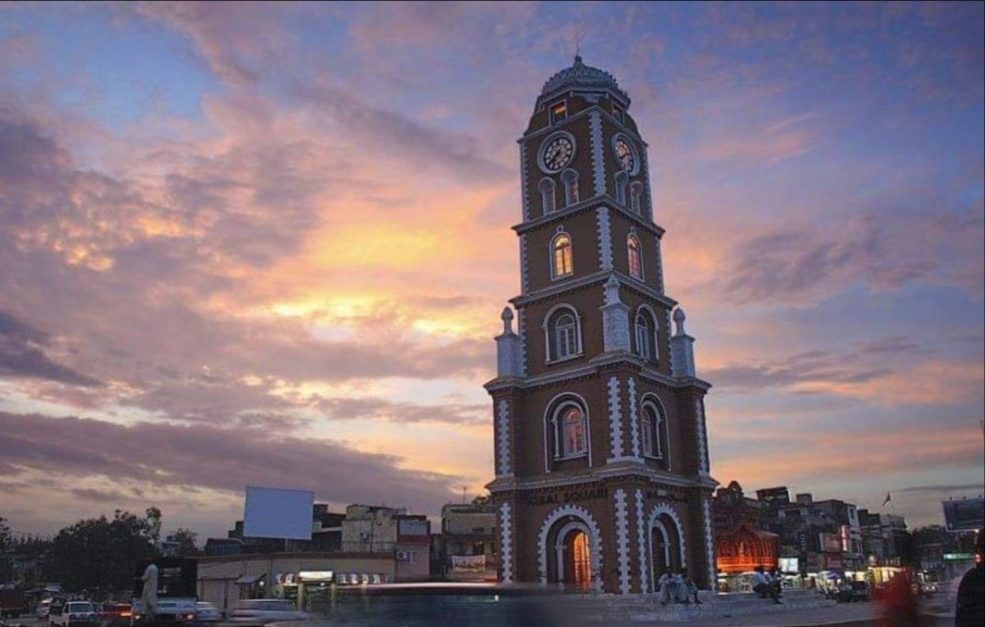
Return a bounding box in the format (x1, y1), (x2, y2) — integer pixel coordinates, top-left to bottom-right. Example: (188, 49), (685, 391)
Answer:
(551, 402), (587, 458)
(628, 234), (643, 279)
(551, 232), (573, 279)
(615, 171), (628, 205)
(630, 181), (643, 214)
(544, 305), (582, 362)
(635, 312), (651, 360)
(561, 169), (579, 207)
(612, 103), (624, 122)
(555, 313), (578, 359)
(550, 101), (568, 125)
(539, 178), (556, 214)
(642, 402), (664, 458)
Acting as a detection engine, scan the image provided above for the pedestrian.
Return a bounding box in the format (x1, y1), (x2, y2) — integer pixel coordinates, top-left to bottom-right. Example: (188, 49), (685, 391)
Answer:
(876, 568), (920, 627)
(140, 561), (158, 621)
(657, 569), (675, 606)
(768, 567), (783, 603)
(679, 568), (702, 605)
(955, 529), (984, 627)
(753, 566), (781, 604)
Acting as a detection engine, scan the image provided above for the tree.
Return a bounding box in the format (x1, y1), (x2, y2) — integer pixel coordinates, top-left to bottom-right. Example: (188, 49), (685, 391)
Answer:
(44, 509), (161, 594)
(0, 515), (12, 583)
(169, 528), (200, 557)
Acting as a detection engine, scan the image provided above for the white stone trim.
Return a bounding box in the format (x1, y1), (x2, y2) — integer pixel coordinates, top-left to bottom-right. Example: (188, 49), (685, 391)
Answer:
(542, 303), (584, 363)
(701, 495), (715, 590)
(635, 489), (650, 593)
(519, 233), (529, 294)
(537, 130), (577, 175)
(589, 110), (606, 197)
(641, 144), (654, 220)
(517, 308), (527, 376)
(537, 504), (603, 591)
(648, 502), (687, 569)
(520, 143), (530, 221)
(496, 399), (512, 477)
(606, 376), (624, 460)
(543, 392), (593, 472)
(694, 397), (709, 475)
(627, 377), (641, 459)
(595, 206), (613, 271)
(654, 236), (664, 294)
(500, 501), (514, 584)
(615, 489), (631, 594)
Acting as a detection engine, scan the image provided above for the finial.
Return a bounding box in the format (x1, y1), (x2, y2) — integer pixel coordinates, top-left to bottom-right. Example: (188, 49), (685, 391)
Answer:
(501, 306), (514, 335)
(673, 308), (687, 336)
(574, 27), (582, 63)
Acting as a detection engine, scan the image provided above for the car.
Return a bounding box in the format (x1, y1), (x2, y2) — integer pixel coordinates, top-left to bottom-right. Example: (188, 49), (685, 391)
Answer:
(97, 603), (131, 627)
(37, 600), (53, 619)
(193, 602), (221, 624)
(226, 599), (310, 626)
(47, 600), (65, 626)
(50, 602), (97, 627)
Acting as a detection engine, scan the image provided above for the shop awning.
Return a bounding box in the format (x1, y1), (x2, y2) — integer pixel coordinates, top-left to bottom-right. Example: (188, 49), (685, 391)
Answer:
(234, 574), (264, 585)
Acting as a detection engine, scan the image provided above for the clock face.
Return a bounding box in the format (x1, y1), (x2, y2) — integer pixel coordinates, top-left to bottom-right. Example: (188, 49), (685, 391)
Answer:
(614, 138), (635, 172)
(543, 136), (574, 172)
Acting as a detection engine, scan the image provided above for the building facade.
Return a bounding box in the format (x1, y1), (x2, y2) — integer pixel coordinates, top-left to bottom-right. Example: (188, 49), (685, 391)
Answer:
(485, 56), (717, 594)
(713, 481), (777, 581)
(437, 502), (498, 581)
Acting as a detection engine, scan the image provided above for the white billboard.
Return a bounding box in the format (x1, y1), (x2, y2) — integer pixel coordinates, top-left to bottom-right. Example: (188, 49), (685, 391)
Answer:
(243, 486), (314, 540)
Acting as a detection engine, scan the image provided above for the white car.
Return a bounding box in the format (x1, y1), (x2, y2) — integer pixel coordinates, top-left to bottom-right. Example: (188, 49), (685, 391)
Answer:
(50, 601), (97, 627)
(227, 599), (310, 625)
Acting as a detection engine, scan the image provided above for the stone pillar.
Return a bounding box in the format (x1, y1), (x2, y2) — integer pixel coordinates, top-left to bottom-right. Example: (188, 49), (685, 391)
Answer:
(495, 306), (521, 377)
(601, 276), (630, 352)
(670, 307), (696, 378)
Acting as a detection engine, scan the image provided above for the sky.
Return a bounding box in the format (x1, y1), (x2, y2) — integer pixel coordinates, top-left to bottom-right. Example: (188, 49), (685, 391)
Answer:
(0, 1), (982, 541)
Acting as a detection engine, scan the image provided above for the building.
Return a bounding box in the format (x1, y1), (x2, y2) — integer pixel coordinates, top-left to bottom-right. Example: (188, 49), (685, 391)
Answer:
(485, 55), (717, 594)
(712, 481), (777, 588)
(340, 505), (430, 582)
(437, 502), (498, 581)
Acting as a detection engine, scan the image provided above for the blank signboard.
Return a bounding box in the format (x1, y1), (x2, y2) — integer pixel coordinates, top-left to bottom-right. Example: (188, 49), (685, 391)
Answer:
(243, 486), (314, 540)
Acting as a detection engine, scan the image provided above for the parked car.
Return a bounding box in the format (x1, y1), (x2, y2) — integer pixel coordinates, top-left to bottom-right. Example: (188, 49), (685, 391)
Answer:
(97, 603), (131, 627)
(227, 599), (310, 625)
(37, 599), (54, 619)
(48, 600), (65, 626)
(836, 581), (870, 603)
(50, 601), (98, 627)
(193, 602), (221, 624)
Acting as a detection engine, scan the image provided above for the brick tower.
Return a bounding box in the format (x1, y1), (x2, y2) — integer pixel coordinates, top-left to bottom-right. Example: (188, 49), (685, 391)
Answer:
(486, 56), (717, 594)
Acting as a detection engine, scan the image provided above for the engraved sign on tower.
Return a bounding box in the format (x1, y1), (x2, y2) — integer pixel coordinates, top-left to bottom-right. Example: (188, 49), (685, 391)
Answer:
(485, 56), (718, 594)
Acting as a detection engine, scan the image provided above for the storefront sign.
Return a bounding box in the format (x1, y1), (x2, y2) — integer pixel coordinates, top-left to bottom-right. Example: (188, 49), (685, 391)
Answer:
(298, 571), (333, 582)
(778, 557), (799, 574)
(451, 555), (487, 571)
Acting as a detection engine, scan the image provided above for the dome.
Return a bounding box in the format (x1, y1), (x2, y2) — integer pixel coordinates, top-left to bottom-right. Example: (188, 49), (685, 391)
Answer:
(541, 55), (626, 98)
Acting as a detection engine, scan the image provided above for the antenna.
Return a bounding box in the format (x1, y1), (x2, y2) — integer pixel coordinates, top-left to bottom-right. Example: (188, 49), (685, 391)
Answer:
(574, 27), (583, 59)
(461, 485), (468, 504)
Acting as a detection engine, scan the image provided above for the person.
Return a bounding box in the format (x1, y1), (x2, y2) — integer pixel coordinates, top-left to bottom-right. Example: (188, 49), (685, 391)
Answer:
(140, 561), (158, 620)
(876, 568), (919, 627)
(657, 569), (676, 606)
(753, 565), (781, 604)
(679, 568), (702, 605)
(955, 529), (984, 627)
(768, 567), (784, 603)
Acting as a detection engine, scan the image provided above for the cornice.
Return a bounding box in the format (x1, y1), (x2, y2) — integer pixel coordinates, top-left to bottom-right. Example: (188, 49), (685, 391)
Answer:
(513, 197), (665, 238)
(486, 465), (712, 494)
(510, 271), (677, 310)
(486, 354), (704, 394)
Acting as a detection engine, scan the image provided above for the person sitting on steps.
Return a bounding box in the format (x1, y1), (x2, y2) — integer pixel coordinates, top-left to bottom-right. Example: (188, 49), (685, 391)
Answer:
(657, 568), (677, 606)
(753, 565), (782, 604)
(679, 568), (702, 605)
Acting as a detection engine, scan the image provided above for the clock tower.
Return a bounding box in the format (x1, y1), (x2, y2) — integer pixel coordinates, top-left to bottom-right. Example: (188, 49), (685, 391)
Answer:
(486, 56), (718, 594)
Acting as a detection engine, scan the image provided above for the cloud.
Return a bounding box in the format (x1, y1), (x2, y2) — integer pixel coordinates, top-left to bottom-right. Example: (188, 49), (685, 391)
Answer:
(0, 411), (460, 513)
(0, 310), (100, 387)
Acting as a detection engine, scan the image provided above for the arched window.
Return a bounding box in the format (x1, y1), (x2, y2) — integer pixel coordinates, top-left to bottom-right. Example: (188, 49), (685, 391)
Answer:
(635, 311), (651, 360)
(641, 400), (665, 459)
(539, 178), (556, 215)
(544, 305), (582, 362)
(551, 232), (574, 279)
(634, 307), (657, 361)
(614, 171), (629, 206)
(555, 313), (577, 359)
(550, 400), (588, 458)
(628, 233), (643, 279)
(561, 169), (579, 207)
(630, 182), (644, 214)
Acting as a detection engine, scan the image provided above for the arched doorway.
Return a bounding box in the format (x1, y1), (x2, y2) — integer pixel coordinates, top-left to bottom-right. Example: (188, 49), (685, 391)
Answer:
(543, 515), (598, 590)
(649, 512), (684, 591)
(563, 528), (592, 589)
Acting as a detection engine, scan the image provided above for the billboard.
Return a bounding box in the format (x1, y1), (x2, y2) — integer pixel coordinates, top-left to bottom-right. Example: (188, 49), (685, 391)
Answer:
(942, 497), (984, 532)
(243, 486), (314, 540)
